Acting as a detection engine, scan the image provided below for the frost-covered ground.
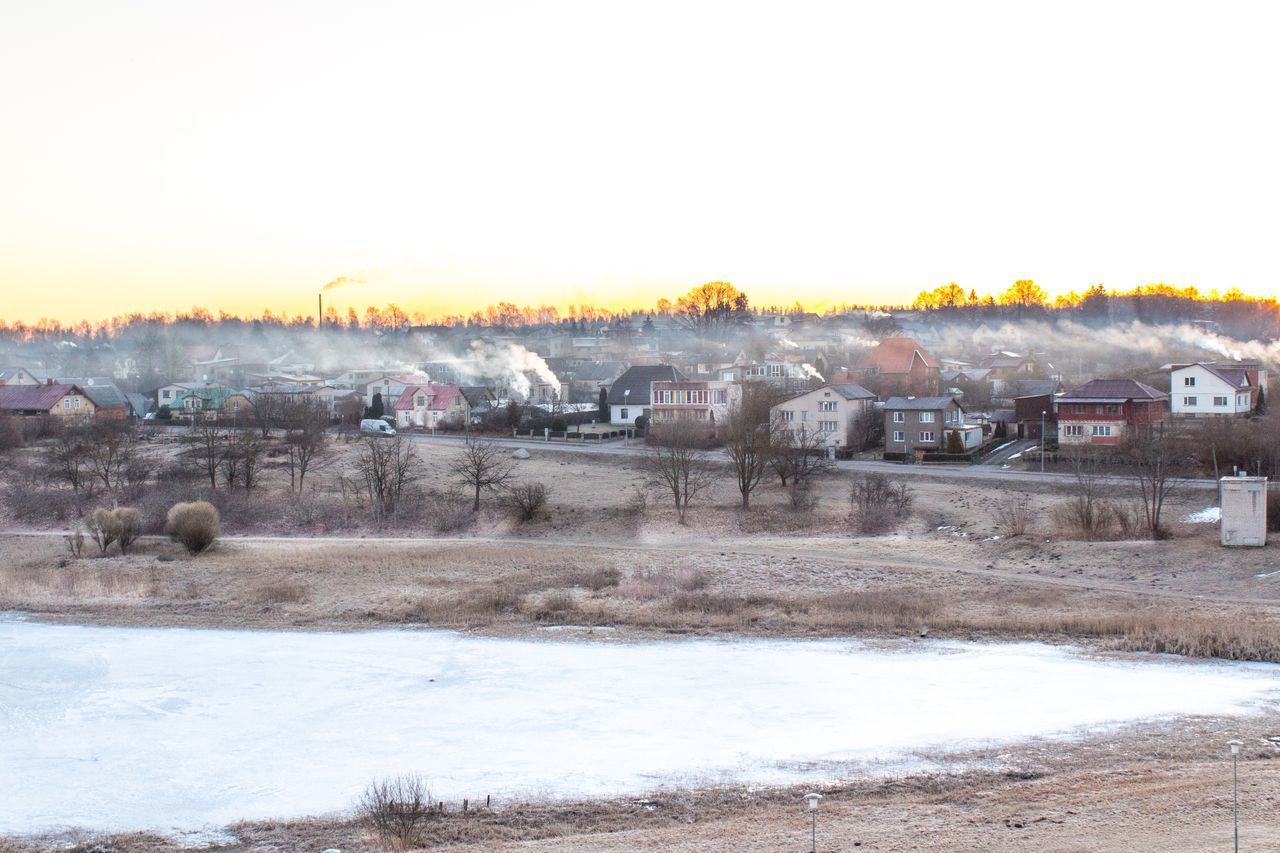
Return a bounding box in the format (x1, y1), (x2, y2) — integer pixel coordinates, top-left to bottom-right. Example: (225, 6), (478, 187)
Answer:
(1, 618), (1276, 836)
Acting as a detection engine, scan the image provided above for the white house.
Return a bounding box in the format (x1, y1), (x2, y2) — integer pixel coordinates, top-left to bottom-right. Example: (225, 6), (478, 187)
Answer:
(608, 364), (684, 425)
(771, 383), (877, 450)
(1167, 362), (1262, 417)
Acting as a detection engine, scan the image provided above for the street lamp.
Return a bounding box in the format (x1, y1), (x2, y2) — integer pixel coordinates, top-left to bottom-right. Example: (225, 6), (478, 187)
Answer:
(1040, 410), (1046, 473)
(804, 792), (822, 852)
(1229, 739), (1244, 852)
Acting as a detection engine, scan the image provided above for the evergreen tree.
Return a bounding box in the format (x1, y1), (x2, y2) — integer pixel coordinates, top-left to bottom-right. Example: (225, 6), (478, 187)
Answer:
(597, 387), (609, 422)
(366, 392), (384, 420)
(945, 430), (965, 454)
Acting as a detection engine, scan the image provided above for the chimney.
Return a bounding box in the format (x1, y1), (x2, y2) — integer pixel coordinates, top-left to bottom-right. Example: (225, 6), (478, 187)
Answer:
(47, 378), (54, 386)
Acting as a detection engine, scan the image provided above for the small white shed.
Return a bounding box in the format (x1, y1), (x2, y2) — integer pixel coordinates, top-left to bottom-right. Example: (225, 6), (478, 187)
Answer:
(1220, 475), (1268, 547)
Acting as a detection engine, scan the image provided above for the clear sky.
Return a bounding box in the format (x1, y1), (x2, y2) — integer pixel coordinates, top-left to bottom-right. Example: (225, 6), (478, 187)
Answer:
(2, 1), (1278, 324)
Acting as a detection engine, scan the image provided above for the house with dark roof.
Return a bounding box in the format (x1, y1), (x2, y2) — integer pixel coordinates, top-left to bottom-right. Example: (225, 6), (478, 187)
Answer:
(855, 337), (939, 397)
(771, 383), (877, 451)
(0, 367), (40, 386)
(1056, 379), (1167, 446)
(1167, 362), (1264, 417)
(0, 382), (95, 423)
(883, 395), (979, 458)
(608, 365), (685, 425)
(56, 377), (131, 420)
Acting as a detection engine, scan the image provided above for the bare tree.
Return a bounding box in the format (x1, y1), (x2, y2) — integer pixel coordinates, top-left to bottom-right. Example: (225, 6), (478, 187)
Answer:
(1125, 423), (1191, 539)
(450, 437), (515, 511)
(354, 435), (419, 519)
(246, 392), (287, 437)
(50, 429), (90, 507)
(646, 420), (717, 524)
(722, 385), (778, 510)
(83, 421), (137, 492)
(845, 407), (882, 453)
(768, 420), (833, 488)
(184, 418), (227, 489)
(358, 775), (434, 850)
(501, 481), (550, 523)
(283, 398), (331, 492)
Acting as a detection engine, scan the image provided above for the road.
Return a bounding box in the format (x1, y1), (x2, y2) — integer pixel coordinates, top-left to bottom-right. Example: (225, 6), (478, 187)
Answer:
(400, 431), (1219, 490)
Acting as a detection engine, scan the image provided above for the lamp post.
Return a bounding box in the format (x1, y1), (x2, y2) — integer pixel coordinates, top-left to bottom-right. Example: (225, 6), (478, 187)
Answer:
(804, 792), (822, 852)
(623, 388), (631, 444)
(1229, 739), (1243, 852)
(1040, 410), (1046, 473)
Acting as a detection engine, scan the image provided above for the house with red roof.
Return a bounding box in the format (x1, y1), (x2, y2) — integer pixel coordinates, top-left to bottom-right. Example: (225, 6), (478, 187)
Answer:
(392, 384), (470, 430)
(852, 337), (939, 397)
(1056, 378), (1167, 446)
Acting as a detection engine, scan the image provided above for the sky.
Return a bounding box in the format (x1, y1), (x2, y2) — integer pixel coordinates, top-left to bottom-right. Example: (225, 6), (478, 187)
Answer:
(2, 1), (1279, 324)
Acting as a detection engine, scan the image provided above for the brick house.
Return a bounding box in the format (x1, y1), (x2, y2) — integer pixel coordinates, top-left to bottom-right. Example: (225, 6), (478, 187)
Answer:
(853, 337), (939, 397)
(1056, 379), (1167, 446)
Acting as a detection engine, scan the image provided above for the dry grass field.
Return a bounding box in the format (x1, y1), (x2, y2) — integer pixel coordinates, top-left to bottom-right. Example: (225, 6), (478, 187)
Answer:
(4, 439), (1280, 851)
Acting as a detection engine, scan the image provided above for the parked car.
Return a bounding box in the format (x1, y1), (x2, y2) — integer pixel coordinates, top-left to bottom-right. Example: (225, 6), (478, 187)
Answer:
(360, 418), (397, 437)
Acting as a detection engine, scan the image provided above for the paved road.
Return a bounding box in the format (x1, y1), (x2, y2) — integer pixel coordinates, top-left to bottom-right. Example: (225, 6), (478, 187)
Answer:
(400, 431), (1219, 490)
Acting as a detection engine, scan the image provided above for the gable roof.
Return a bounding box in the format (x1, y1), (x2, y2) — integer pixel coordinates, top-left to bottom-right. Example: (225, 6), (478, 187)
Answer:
(459, 386), (496, 408)
(1177, 362), (1255, 389)
(940, 368), (993, 382)
(608, 365), (685, 406)
(1059, 378), (1167, 402)
(859, 337), (938, 373)
(57, 378), (128, 410)
(0, 383), (85, 412)
(883, 395), (961, 411)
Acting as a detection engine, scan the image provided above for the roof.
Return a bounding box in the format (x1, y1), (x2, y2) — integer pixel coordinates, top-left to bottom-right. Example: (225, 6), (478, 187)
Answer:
(460, 386), (496, 408)
(392, 384), (467, 412)
(1009, 379), (1061, 397)
(1174, 362), (1255, 389)
(608, 365), (685, 406)
(883, 395), (961, 411)
(858, 337), (938, 373)
(1059, 378), (1168, 402)
(940, 368), (993, 382)
(56, 378), (128, 410)
(827, 383), (876, 400)
(572, 361), (626, 382)
(0, 383), (84, 412)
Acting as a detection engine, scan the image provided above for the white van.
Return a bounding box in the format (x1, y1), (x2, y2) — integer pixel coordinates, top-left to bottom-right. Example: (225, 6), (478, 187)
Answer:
(360, 418), (397, 437)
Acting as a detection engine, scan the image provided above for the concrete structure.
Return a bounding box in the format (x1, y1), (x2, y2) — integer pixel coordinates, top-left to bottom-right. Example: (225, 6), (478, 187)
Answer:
(1220, 475), (1268, 547)
(771, 383), (876, 451)
(1168, 362), (1263, 417)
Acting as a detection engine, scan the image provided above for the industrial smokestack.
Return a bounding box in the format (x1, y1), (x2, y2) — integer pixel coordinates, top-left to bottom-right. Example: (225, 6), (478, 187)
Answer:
(318, 293), (323, 331)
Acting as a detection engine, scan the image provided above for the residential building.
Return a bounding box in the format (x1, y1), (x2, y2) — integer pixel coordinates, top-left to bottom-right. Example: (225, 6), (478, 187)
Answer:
(608, 365), (685, 425)
(771, 383), (877, 451)
(0, 367), (40, 386)
(650, 379), (741, 431)
(854, 337), (939, 397)
(159, 382), (239, 415)
(1055, 379), (1167, 446)
(55, 377), (131, 420)
(1012, 393), (1056, 440)
(391, 384), (470, 430)
(0, 382), (95, 423)
(1167, 362), (1264, 417)
(361, 373), (434, 408)
(883, 396), (978, 457)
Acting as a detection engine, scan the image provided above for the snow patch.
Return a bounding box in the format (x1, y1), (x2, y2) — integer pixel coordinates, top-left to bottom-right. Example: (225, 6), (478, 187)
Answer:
(1183, 506), (1221, 524)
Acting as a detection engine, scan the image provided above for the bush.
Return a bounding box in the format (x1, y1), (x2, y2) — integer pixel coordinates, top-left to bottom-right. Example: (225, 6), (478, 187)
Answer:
(849, 474), (913, 534)
(633, 414), (648, 433)
(85, 507), (121, 555)
(115, 507), (141, 554)
(65, 527), (85, 559)
(550, 417), (568, 432)
(358, 774), (433, 850)
(992, 496), (1033, 537)
(1269, 488), (1280, 532)
(501, 481), (550, 523)
(165, 501), (220, 554)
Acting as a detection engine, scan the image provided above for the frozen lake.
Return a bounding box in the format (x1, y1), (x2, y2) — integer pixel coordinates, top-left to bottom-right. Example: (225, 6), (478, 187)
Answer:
(1, 619), (1276, 835)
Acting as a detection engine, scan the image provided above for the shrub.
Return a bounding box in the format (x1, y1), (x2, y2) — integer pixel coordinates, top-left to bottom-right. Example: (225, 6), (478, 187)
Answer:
(358, 774), (433, 851)
(501, 481), (550, 523)
(570, 566), (621, 591)
(65, 527), (85, 559)
(991, 496), (1033, 537)
(115, 507), (142, 554)
(550, 417), (568, 432)
(85, 507), (121, 555)
(849, 474), (914, 534)
(165, 501), (220, 554)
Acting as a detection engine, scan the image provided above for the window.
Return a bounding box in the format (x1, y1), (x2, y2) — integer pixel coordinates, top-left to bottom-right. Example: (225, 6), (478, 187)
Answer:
(919, 430), (935, 442)
(620, 407), (628, 419)
(416, 396), (426, 407)
(1214, 396), (1228, 407)
(1063, 424), (1084, 437)
(768, 364), (783, 377)
(919, 411), (935, 423)
(781, 410), (794, 422)
(1183, 396), (1197, 407)
(800, 411), (807, 421)
(1239, 395), (1249, 407)
(713, 390), (727, 404)
(62, 399), (70, 409)
(1091, 425), (1112, 436)
(820, 401), (837, 412)
(893, 411), (905, 423)
(819, 420), (838, 432)
(73, 398), (80, 409)
(1184, 376), (1196, 386)
(892, 430), (905, 442)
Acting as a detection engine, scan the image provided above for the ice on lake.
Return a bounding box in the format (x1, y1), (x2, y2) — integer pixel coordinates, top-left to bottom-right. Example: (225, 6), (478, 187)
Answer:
(1, 618), (1276, 834)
